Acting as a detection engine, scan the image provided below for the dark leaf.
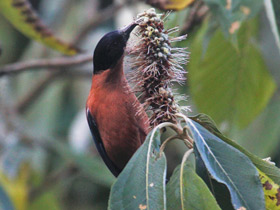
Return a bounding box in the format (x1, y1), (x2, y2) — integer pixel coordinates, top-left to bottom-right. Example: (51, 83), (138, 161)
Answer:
(191, 113), (280, 185)
(187, 119), (265, 210)
(194, 146), (234, 210)
(108, 127), (166, 210)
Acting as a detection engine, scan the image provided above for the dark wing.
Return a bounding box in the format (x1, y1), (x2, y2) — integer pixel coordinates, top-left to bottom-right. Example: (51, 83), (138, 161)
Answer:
(86, 108), (121, 177)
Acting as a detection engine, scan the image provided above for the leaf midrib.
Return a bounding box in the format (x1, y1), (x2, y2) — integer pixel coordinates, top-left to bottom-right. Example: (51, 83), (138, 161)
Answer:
(188, 119), (250, 209)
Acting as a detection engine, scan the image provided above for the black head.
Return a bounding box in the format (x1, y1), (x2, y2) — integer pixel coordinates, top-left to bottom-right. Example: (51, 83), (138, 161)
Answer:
(93, 23), (137, 74)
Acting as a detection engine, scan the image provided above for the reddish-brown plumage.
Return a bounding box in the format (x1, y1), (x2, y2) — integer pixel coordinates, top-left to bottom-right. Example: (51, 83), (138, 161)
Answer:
(86, 56), (149, 171)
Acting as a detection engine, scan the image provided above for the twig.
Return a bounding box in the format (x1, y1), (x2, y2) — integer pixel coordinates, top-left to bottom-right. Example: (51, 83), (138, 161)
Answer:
(0, 53), (92, 77)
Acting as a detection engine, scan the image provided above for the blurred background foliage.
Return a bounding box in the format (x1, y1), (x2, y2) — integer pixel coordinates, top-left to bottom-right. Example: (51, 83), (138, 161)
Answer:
(0, 0), (280, 209)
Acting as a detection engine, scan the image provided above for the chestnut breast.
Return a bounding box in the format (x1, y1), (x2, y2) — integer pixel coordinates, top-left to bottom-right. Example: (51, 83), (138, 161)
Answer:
(87, 66), (149, 169)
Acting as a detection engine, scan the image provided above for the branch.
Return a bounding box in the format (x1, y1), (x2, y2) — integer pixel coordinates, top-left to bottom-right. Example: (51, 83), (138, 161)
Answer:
(0, 53), (92, 77)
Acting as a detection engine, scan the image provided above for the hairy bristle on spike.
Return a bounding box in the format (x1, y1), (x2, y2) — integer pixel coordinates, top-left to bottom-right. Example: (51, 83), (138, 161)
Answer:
(128, 8), (190, 127)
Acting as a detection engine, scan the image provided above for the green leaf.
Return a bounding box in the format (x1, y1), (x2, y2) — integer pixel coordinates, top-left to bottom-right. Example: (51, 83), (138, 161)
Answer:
(166, 151), (221, 210)
(0, 186), (14, 210)
(0, 0), (78, 55)
(108, 127), (166, 210)
(189, 19), (276, 128)
(187, 118), (265, 210)
(190, 113), (280, 185)
(203, 0), (263, 35)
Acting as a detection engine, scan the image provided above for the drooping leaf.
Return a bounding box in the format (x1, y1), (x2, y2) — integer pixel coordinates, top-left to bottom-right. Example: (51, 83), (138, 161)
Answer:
(145, 0), (195, 10)
(194, 147), (234, 210)
(190, 113), (280, 185)
(187, 118), (265, 210)
(203, 0), (263, 35)
(0, 186), (14, 210)
(108, 127), (166, 210)
(0, 0), (78, 55)
(259, 170), (280, 210)
(189, 20), (276, 128)
(166, 151), (221, 210)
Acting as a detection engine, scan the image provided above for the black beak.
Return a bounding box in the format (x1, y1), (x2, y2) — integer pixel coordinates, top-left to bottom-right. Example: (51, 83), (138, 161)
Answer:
(121, 23), (138, 41)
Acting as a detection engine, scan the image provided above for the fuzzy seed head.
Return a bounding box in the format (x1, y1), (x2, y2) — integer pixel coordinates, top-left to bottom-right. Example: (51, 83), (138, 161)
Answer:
(129, 8), (190, 127)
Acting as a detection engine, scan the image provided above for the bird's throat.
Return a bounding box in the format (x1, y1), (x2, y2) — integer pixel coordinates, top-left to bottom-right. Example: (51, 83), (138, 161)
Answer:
(90, 58), (133, 104)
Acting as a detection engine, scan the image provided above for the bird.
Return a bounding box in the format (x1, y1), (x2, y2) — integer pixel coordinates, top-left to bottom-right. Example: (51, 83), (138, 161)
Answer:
(86, 23), (150, 177)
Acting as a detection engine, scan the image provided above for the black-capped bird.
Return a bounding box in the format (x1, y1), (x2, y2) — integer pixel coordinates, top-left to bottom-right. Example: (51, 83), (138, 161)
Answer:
(86, 23), (149, 177)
